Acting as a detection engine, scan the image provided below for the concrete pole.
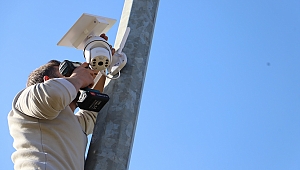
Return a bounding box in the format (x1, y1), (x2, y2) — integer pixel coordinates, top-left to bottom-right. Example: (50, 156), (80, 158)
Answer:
(84, 0), (160, 169)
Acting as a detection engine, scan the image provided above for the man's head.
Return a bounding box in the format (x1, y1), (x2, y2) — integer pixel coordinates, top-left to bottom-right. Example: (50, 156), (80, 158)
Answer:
(26, 60), (61, 87)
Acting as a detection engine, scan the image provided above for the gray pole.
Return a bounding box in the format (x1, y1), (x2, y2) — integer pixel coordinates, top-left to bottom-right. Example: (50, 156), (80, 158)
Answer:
(84, 0), (160, 169)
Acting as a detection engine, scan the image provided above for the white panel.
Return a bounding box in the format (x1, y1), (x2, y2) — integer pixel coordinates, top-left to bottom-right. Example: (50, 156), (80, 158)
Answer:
(57, 13), (116, 50)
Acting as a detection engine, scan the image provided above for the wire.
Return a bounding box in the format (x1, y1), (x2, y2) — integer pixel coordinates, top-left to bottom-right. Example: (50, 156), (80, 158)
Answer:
(104, 71), (121, 80)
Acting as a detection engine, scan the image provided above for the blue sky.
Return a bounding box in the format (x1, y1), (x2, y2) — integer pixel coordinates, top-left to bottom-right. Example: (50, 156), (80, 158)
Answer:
(1, 0), (300, 169)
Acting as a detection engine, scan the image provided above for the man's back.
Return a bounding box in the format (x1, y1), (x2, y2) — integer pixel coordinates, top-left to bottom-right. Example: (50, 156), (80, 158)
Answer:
(8, 79), (89, 170)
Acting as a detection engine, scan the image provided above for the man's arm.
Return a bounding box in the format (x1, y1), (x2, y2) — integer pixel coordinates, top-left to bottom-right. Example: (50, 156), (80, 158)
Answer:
(15, 78), (77, 119)
(75, 109), (98, 135)
(92, 71), (106, 92)
(15, 62), (95, 119)
(75, 72), (106, 134)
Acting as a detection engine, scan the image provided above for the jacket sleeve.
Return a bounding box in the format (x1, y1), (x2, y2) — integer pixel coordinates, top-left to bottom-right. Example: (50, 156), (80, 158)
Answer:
(15, 78), (77, 120)
(75, 109), (98, 135)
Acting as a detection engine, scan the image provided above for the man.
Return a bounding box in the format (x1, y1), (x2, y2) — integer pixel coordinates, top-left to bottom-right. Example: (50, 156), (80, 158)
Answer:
(8, 34), (113, 170)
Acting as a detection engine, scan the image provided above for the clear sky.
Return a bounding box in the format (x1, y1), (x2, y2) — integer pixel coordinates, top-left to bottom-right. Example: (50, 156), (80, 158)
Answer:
(1, 0), (300, 169)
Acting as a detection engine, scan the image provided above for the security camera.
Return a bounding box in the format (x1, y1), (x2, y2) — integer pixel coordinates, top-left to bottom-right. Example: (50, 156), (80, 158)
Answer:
(57, 13), (130, 80)
(84, 35), (112, 72)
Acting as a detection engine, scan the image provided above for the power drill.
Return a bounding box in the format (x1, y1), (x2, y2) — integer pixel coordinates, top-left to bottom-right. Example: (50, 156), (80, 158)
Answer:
(59, 60), (109, 112)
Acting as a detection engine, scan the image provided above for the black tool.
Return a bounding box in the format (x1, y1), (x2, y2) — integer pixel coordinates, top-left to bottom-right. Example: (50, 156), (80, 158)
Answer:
(59, 60), (109, 112)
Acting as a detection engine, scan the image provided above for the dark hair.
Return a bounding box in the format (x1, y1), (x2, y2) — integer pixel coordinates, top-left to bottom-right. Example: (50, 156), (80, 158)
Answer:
(26, 60), (61, 87)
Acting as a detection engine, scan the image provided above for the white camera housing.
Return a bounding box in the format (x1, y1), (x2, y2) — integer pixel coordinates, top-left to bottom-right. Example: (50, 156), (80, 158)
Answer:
(84, 35), (112, 71)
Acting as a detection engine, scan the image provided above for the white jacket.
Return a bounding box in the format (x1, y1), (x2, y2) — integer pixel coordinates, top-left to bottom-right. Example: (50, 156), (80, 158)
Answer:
(8, 78), (98, 170)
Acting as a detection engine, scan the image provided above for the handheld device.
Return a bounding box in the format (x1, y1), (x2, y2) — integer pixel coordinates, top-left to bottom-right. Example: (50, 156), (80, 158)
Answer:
(59, 60), (109, 112)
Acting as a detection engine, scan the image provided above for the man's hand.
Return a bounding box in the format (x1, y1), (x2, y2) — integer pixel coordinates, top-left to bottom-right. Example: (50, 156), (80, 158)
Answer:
(100, 33), (115, 56)
(66, 62), (95, 91)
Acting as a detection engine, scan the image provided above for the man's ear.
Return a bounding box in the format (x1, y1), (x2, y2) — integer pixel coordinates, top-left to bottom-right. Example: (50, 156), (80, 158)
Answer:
(43, 76), (50, 82)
